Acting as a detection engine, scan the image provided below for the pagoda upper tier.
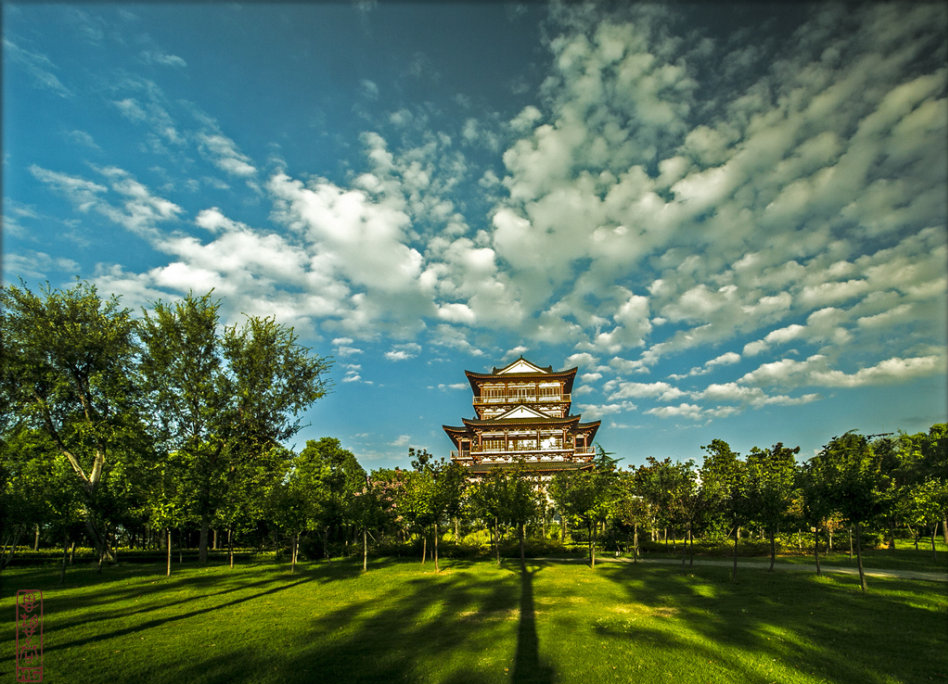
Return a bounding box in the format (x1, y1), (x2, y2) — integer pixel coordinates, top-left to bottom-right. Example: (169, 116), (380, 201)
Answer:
(443, 356), (601, 476)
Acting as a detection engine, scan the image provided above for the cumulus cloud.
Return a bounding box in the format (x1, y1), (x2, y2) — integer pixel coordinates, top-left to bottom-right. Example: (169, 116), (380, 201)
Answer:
(17, 3), (945, 431)
(385, 343), (422, 361)
(197, 132), (256, 177)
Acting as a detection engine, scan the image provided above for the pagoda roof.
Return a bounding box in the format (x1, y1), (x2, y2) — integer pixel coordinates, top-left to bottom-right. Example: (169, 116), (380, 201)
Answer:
(461, 415), (601, 430)
(443, 424), (473, 439)
(464, 361), (578, 393)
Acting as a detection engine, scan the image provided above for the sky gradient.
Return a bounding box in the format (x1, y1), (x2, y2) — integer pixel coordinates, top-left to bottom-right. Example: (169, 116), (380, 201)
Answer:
(3, 2), (946, 470)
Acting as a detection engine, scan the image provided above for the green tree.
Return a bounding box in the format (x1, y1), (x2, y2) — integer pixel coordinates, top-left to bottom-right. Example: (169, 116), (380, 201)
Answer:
(0, 281), (142, 569)
(633, 457), (677, 545)
(296, 437), (365, 559)
(899, 478), (948, 561)
(549, 447), (618, 569)
(745, 443), (800, 571)
(700, 439), (748, 581)
(797, 457), (834, 576)
(613, 469), (651, 562)
(139, 292), (330, 565)
(813, 431), (883, 591)
(350, 472), (398, 572)
(503, 463), (541, 573)
(469, 470), (510, 566)
(670, 459), (702, 568)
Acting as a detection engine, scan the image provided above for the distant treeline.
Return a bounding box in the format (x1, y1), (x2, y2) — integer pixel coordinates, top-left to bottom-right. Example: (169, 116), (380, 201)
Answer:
(1, 281), (946, 593)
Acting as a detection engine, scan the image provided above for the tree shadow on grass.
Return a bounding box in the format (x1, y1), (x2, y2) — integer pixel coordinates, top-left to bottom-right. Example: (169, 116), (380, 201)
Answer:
(152, 560), (525, 683)
(593, 561), (948, 684)
(5, 556), (372, 624)
(510, 563), (554, 684)
(32, 575), (316, 657)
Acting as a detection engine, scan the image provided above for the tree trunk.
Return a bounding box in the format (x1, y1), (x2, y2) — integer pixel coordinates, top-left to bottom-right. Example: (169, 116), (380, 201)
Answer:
(1, 526), (24, 570)
(166, 529), (172, 577)
(731, 525), (739, 581)
(588, 520), (596, 569)
(849, 527), (854, 560)
(633, 522), (639, 564)
(434, 522), (440, 573)
(495, 519), (501, 566)
(454, 516), (460, 539)
(931, 524), (938, 563)
(59, 534), (70, 585)
(519, 522), (526, 574)
(291, 533), (299, 574)
(33, 523), (41, 551)
(199, 516), (209, 565)
(363, 529), (368, 572)
(855, 523), (867, 592)
(213, 528), (218, 551)
(86, 516), (112, 573)
(942, 515), (948, 545)
(813, 525), (822, 577)
(828, 527), (834, 553)
(421, 534), (427, 566)
(689, 525), (694, 568)
(69, 541), (76, 565)
(769, 530), (776, 572)
(228, 528), (234, 569)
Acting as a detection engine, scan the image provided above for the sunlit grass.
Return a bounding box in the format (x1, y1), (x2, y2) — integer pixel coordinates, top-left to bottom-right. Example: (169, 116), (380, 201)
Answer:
(1, 557), (945, 683)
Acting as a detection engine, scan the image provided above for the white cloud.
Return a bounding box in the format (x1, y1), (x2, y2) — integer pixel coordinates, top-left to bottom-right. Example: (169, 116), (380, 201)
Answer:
(141, 50), (187, 68)
(390, 434), (412, 447)
(385, 343), (422, 362)
(30, 164), (182, 240)
(609, 380), (685, 402)
(740, 353), (946, 390)
(4, 39), (72, 97)
(197, 132), (256, 177)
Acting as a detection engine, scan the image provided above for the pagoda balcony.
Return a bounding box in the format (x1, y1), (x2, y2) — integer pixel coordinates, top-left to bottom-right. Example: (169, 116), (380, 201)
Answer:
(450, 445), (595, 460)
(473, 393), (571, 405)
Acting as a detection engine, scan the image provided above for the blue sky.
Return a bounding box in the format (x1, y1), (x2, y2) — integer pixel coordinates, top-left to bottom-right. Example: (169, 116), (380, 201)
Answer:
(3, 2), (946, 470)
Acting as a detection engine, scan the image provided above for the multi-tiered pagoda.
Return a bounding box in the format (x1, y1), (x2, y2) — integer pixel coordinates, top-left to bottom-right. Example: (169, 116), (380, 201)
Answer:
(443, 357), (601, 479)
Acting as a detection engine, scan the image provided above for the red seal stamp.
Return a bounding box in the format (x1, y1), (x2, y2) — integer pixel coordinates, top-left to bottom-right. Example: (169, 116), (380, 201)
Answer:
(16, 590), (43, 683)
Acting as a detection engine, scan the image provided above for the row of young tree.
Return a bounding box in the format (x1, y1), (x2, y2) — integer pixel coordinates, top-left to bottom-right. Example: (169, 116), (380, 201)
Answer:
(1, 281), (330, 576)
(2, 282), (946, 591)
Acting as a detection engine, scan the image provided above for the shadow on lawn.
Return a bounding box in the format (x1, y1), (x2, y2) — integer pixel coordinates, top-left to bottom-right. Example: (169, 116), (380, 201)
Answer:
(20, 556), (368, 617)
(37, 575), (316, 657)
(161, 558), (559, 684)
(511, 565), (554, 684)
(593, 562), (948, 684)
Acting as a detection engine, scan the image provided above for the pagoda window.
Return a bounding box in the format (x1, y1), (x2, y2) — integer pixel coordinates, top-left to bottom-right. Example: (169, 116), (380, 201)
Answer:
(538, 382), (559, 399)
(540, 435), (563, 450)
(482, 385), (505, 403)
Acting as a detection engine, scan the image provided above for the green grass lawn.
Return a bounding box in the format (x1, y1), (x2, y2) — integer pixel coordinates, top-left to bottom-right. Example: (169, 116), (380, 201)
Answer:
(2, 557), (946, 683)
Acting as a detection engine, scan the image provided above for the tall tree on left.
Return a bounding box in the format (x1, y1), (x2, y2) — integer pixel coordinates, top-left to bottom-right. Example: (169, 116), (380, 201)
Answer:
(139, 291), (331, 565)
(0, 281), (144, 570)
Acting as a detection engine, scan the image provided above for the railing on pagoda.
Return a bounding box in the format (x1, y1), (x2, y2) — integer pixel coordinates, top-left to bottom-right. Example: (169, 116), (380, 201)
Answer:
(450, 445), (596, 462)
(473, 393), (571, 405)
